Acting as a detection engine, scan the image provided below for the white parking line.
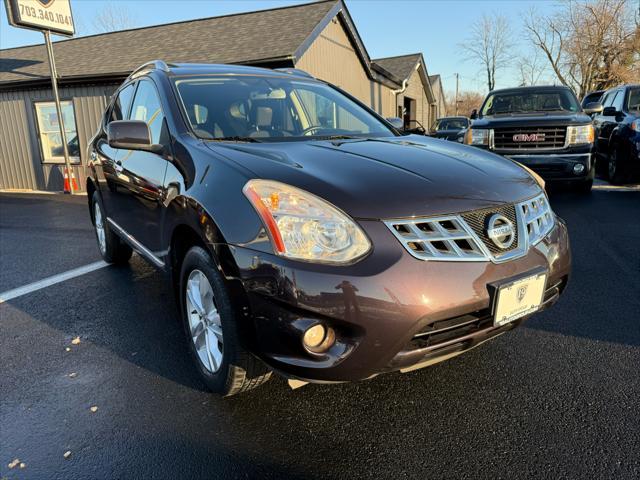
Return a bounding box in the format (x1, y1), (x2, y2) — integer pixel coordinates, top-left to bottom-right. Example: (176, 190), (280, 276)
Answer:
(0, 261), (109, 304)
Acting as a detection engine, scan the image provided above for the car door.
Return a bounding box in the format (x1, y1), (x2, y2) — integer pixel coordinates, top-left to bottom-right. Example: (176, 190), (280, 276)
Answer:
(108, 78), (170, 257)
(97, 82), (136, 217)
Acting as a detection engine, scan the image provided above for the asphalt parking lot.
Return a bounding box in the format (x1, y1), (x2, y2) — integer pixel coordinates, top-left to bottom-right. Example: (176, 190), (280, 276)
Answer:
(1, 184), (639, 480)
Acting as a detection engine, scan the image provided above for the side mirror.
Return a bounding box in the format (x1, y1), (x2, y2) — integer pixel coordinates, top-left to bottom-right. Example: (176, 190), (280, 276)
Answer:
(386, 117), (404, 131)
(470, 109), (478, 120)
(107, 120), (162, 153)
(602, 106), (618, 117)
(583, 102), (603, 115)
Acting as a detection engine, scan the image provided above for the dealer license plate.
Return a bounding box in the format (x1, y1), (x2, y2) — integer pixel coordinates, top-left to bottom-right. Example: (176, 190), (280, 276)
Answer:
(494, 272), (547, 327)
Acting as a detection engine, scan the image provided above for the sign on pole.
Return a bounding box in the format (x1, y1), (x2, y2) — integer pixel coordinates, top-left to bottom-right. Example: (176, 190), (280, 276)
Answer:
(4, 0), (76, 193)
(5, 0), (75, 36)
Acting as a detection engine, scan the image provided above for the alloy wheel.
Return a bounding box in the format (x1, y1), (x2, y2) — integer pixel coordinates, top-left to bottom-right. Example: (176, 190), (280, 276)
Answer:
(94, 203), (106, 255)
(185, 269), (223, 373)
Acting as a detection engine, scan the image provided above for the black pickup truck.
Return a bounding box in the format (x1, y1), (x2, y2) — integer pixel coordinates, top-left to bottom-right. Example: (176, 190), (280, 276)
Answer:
(466, 86), (597, 192)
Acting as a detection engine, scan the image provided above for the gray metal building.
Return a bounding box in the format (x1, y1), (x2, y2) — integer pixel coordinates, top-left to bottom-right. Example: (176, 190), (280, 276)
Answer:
(0, 0), (446, 192)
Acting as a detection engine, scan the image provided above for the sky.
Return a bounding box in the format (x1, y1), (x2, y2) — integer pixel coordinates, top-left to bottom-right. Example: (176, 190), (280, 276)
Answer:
(0, 0), (567, 96)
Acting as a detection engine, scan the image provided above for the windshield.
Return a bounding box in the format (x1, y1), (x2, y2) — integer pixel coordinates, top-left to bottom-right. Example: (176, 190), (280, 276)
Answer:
(481, 89), (580, 116)
(173, 75), (394, 141)
(627, 88), (640, 112)
(433, 118), (468, 131)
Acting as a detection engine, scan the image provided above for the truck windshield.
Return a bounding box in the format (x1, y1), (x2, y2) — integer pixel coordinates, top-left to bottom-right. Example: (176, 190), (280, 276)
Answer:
(173, 75), (394, 141)
(481, 89), (580, 116)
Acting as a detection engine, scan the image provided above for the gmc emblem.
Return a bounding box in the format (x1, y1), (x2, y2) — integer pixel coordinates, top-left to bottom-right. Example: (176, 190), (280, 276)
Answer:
(513, 133), (545, 142)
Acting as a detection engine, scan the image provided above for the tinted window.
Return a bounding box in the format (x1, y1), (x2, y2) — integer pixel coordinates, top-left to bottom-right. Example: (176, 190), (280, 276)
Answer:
(601, 91), (616, 108)
(433, 118), (468, 131)
(612, 90), (624, 112)
(481, 89), (580, 115)
(110, 83), (135, 122)
(129, 80), (166, 144)
(627, 88), (640, 112)
(174, 75), (393, 141)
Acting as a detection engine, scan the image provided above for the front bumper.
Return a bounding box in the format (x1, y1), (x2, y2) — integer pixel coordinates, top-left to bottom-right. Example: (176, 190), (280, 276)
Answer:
(504, 152), (594, 182)
(230, 217), (571, 383)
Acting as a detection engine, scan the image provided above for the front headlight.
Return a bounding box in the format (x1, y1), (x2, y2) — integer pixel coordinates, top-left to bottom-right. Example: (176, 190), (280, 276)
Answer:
(464, 128), (490, 146)
(243, 179), (371, 264)
(567, 124), (594, 145)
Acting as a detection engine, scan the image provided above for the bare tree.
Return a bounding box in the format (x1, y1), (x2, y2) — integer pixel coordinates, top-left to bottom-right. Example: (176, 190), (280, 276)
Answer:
(460, 15), (513, 91)
(524, 0), (640, 98)
(516, 48), (547, 86)
(92, 3), (137, 33)
(446, 91), (485, 117)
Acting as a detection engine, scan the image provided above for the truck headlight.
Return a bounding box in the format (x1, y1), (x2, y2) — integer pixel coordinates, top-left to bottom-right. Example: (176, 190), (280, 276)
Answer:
(567, 124), (594, 145)
(243, 179), (371, 264)
(464, 128), (490, 146)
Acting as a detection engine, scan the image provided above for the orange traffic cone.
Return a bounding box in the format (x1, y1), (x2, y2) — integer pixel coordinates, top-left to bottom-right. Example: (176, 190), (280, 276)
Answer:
(63, 168), (78, 193)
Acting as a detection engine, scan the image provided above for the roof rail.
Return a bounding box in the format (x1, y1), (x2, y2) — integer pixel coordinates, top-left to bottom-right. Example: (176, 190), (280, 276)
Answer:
(128, 60), (170, 79)
(274, 68), (315, 79)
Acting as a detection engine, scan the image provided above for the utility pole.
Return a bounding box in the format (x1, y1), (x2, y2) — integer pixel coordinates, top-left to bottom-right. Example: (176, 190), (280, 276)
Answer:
(454, 73), (459, 116)
(43, 30), (75, 194)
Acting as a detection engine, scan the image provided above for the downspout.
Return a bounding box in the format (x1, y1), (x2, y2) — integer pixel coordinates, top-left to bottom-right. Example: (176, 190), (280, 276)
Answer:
(391, 78), (408, 118)
(391, 62), (420, 117)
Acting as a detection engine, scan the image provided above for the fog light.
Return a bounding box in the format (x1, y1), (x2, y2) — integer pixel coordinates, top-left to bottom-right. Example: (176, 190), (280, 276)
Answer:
(303, 324), (326, 348)
(573, 164), (585, 175)
(302, 324), (335, 353)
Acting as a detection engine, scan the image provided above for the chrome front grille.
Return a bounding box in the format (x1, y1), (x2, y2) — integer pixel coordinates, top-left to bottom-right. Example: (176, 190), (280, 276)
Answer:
(519, 194), (554, 245)
(385, 193), (554, 263)
(492, 127), (567, 150)
(384, 215), (487, 262)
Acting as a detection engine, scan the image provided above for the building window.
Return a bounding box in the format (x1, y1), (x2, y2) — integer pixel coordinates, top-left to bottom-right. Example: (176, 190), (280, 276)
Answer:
(34, 101), (80, 164)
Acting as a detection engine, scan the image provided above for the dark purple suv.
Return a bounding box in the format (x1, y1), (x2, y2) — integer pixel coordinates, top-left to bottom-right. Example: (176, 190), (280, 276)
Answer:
(87, 62), (571, 396)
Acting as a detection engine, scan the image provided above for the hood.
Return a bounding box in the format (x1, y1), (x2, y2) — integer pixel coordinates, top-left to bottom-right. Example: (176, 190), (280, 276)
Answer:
(472, 112), (592, 129)
(206, 135), (541, 219)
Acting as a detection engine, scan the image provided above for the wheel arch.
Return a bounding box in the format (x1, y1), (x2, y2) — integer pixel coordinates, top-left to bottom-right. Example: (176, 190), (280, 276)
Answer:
(86, 177), (97, 223)
(167, 210), (257, 350)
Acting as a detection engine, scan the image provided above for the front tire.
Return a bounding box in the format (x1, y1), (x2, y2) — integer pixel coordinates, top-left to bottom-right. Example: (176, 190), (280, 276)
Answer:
(91, 192), (132, 264)
(179, 246), (271, 396)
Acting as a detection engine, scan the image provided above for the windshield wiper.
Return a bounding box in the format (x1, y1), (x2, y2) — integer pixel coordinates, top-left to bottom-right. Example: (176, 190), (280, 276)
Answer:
(209, 136), (261, 143)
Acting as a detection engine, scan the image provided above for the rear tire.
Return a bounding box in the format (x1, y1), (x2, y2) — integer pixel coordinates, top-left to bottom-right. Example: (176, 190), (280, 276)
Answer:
(607, 144), (629, 185)
(179, 246), (271, 396)
(91, 192), (132, 264)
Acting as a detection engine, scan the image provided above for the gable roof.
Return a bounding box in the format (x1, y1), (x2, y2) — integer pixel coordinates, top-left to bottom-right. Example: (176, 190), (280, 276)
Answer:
(372, 53), (422, 82)
(373, 53), (435, 103)
(0, 0), (339, 87)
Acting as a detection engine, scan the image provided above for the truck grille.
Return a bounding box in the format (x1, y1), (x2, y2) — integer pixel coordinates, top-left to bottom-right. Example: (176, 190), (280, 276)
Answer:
(493, 127), (566, 150)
